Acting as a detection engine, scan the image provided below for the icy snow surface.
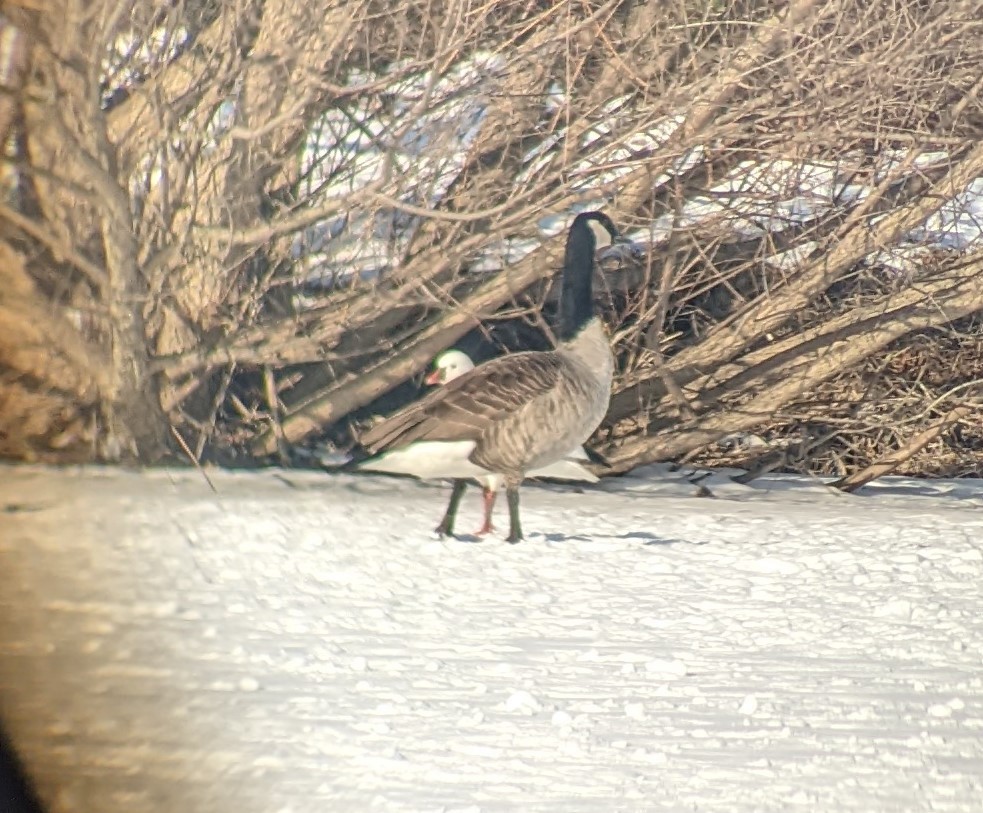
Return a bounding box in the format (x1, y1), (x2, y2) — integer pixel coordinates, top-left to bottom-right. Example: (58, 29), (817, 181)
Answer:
(2, 464), (983, 812)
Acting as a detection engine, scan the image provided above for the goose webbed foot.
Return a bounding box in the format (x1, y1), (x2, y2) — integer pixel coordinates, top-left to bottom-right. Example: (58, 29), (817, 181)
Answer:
(435, 520), (455, 538)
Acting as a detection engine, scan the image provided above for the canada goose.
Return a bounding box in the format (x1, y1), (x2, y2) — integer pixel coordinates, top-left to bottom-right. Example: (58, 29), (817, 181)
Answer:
(425, 348), (599, 535)
(356, 211), (628, 543)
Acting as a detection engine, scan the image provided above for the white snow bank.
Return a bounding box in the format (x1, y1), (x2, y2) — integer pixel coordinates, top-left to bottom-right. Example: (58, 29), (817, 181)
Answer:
(2, 464), (983, 812)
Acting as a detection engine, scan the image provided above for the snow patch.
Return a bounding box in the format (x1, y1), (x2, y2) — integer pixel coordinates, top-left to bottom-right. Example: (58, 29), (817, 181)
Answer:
(5, 464), (983, 811)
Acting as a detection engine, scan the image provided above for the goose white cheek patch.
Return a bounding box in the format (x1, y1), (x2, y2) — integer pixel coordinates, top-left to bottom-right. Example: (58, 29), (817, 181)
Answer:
(587, 219), (614, 249)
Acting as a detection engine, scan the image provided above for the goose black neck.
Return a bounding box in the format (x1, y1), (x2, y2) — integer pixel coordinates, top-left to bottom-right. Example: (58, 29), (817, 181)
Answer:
(557, 222), (596, 342)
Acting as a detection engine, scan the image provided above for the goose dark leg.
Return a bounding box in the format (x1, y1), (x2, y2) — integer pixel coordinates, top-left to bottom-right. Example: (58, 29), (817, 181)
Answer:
(505, 484), (523, 544)
(476, 487), (497, 535)
(435, 479), (467, 537)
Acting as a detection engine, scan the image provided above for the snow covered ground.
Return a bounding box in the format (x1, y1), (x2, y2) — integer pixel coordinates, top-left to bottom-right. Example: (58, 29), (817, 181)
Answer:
(2, 464), (983, 813)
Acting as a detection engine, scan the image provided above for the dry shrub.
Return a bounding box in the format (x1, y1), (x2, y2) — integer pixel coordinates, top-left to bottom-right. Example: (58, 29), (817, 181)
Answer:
(687, 313), (983, 480)
(2, 0), (983, 482)
(0, 243), (99, 459)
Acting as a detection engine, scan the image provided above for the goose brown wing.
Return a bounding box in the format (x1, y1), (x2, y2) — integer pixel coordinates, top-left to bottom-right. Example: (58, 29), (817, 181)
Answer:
(359, 352), (561, 454)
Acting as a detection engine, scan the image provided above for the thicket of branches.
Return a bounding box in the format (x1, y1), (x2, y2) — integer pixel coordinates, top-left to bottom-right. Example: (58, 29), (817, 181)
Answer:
(2, 0), (983, 480)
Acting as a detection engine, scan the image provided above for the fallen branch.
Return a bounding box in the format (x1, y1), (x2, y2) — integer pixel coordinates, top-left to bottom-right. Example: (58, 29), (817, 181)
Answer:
(829, 406), (971, 493)
(601, 257), (983, 474)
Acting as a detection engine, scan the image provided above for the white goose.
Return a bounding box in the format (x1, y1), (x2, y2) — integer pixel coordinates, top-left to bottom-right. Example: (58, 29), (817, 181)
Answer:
(356, 211), (627, 543)
(425, 348), (598, 535)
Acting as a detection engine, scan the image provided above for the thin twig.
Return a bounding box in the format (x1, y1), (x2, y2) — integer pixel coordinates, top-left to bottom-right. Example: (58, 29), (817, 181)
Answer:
(170, 426), (217, 493)
(262, 366), (288, 462)
(194, 363), (236, 460)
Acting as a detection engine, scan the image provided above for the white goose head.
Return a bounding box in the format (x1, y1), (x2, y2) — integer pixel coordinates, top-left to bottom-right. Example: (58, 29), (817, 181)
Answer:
(424, 349), (475, 386)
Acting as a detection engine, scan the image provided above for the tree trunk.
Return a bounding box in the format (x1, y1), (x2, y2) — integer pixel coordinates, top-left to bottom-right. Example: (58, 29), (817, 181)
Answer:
(12, 2), (167, 460)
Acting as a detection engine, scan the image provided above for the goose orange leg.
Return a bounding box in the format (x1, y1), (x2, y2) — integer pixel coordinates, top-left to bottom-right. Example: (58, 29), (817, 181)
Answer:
(476, 486), (497, 535)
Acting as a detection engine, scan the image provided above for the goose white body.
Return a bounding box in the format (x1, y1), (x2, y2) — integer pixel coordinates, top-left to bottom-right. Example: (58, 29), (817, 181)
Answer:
(358, 440), (488, 480)
(425, 349), (598, 486)
(364, 444), (599, 485)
